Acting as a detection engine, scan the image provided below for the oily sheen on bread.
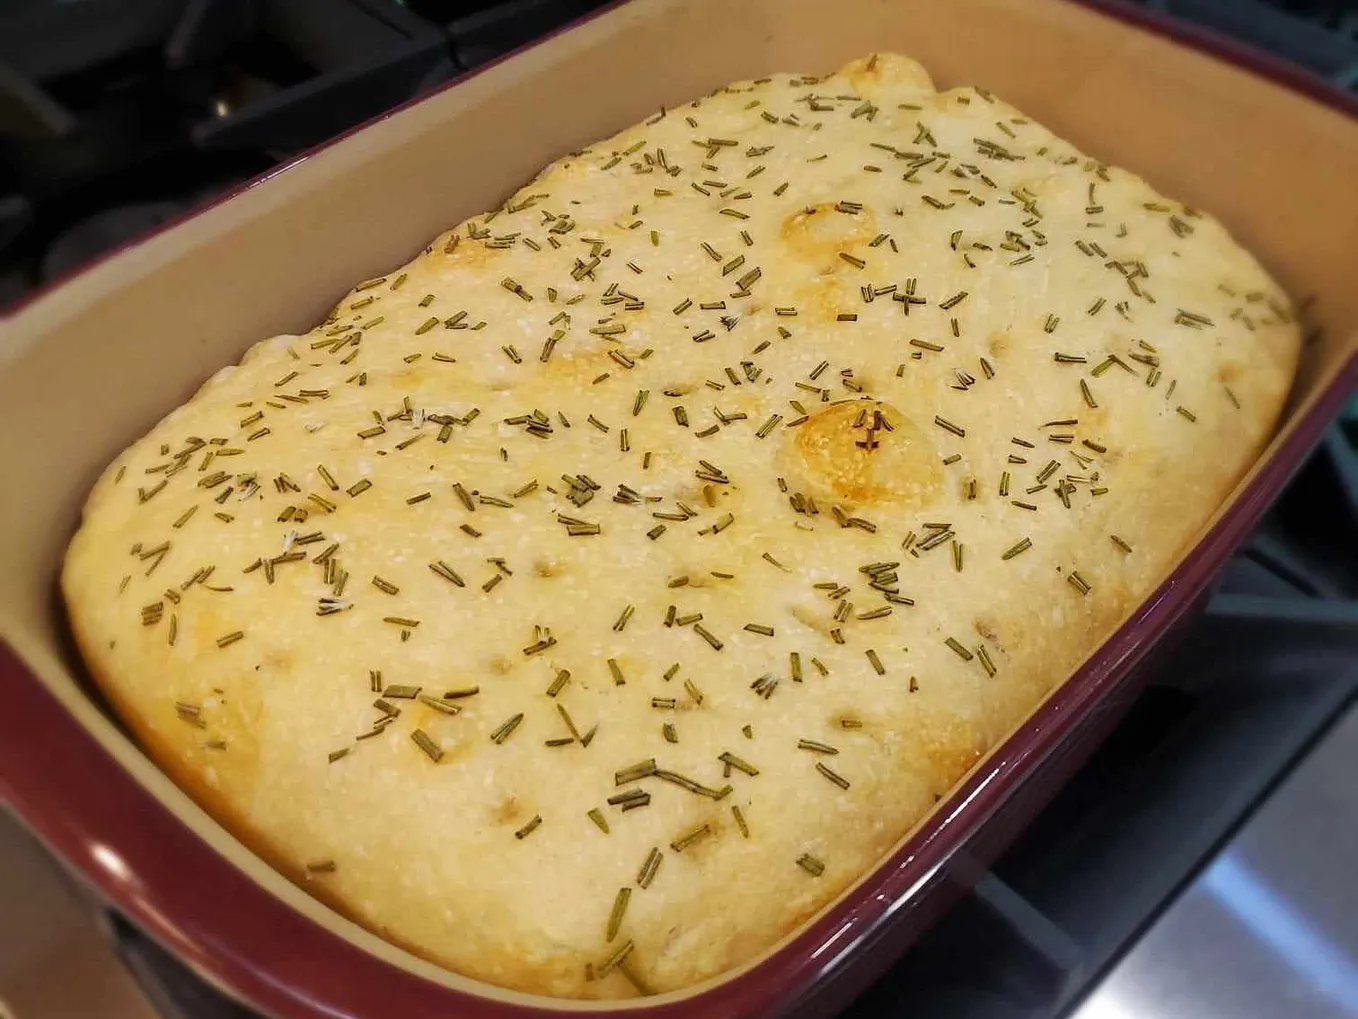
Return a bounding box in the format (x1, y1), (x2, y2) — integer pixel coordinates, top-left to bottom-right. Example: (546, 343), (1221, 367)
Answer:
(62, 53), (1299, 999)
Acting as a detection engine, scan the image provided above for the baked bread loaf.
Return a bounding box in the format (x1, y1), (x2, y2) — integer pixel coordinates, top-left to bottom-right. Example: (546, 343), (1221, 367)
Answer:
(62, 53), (1299, 998)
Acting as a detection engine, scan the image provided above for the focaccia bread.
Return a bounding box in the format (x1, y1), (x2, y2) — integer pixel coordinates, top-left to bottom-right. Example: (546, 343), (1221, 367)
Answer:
(62, 53), (1299, 998)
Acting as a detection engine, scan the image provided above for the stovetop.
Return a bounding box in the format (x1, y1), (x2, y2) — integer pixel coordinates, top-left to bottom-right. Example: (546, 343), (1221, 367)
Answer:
(1, 2), (1356, 1017)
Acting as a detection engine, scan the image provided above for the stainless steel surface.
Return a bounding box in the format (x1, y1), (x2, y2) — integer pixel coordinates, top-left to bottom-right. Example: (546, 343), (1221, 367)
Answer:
(0, 810), (159, 1019)
(1071, 701), (1358, 1019)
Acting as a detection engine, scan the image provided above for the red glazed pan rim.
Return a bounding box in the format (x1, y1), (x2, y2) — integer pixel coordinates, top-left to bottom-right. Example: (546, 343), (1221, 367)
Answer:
(2, 2), (1357, 1017)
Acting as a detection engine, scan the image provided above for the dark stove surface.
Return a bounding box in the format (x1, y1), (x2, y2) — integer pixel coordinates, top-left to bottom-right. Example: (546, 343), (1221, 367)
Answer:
(2, 2), (1356, 1017)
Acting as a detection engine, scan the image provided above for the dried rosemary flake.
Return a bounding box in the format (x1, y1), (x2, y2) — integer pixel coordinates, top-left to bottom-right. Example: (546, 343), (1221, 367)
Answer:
(693, 623), (723, 650)
(418, 694), (460, 716)
(411, 729), (444, 762)
(656, 770), (731, 800)
(547, 669), (571, 697)
(615, 758), (658, 785)
(490, 713), (524, 744)
(945, 637), (974, 660)
(514, 815), (543, 839)
(815, 762), (850, 790)
(608, 788), (649, 810)
(730, 805), (750, 839)
(670, 823), (713, 852)
(606, 887), (631, 942)
(977, 646), (997, 677)
(429, 561), (465, 586)
(797, 739), (839, 755)
(796, 854), (826, 877)
(755, 413), (783, 439)
(718, 751), (759, 777)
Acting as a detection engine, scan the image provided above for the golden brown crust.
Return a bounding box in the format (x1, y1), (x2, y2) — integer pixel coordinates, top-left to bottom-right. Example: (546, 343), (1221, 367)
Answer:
(62, 52), (1298, 998)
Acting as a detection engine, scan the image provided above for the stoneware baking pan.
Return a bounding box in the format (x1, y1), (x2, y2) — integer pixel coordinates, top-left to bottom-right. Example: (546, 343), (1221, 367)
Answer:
(1, 0), (1355, 1016)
